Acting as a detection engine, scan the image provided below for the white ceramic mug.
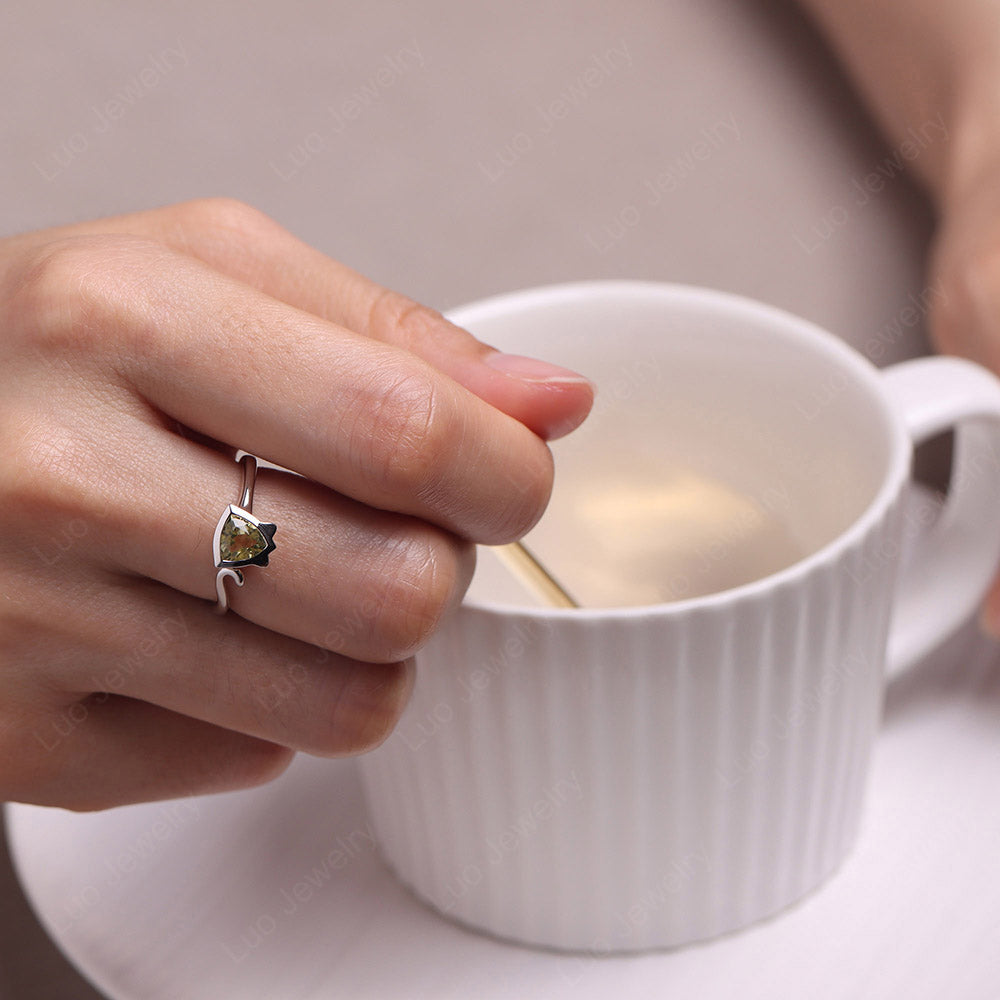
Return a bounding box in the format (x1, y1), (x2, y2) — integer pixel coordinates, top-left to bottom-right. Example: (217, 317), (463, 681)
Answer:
(358, 282), (1000, 952)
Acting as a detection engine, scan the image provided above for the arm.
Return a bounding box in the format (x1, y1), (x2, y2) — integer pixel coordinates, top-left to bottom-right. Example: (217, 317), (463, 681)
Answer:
(795, 1), (1000, 635)
(795, 0), (1000, 204)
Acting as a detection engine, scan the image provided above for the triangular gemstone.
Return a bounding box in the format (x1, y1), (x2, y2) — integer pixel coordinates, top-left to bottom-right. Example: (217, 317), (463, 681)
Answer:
(219, 512), (269, 564)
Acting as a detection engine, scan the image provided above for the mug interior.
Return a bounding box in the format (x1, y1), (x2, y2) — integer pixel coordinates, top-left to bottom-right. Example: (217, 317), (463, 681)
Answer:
(453, 283), (901, 609)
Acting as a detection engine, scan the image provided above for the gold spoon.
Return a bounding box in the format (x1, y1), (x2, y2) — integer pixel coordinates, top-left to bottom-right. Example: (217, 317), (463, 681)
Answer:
(492, 541), (579, 608)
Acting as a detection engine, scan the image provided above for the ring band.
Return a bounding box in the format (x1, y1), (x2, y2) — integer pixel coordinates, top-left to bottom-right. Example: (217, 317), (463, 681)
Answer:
(213, 453), (277, 614)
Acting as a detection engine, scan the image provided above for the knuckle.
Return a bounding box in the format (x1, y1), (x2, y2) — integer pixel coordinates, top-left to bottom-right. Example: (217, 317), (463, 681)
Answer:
(2, 417), (72, 521)
(0, 698), (97, 809)
(348, 366), (450, 501)
(6, 236), (160, 354)
(368, 531), (468, 661)
(0, 413), (98, 529)
(367, 289), (448, 352)
(59, 781), (132, 813)
(208, 297), (277, 376)
(480, 446), (554, 543)
(62, 795), (114, 813)
(7, 240), (96, 348)
(312, 660), (414, 757)
(0, 734), (57, 806)
(345, 661), (415, 754)
(172, 197), (279, 242)
(219, 740), (296, 791)
(68, 735), (294, 810)
(0, 589), (49, 665)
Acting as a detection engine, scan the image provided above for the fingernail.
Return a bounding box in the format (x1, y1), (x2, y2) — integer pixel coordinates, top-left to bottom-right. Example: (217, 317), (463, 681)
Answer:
(484, 352), (593, 386)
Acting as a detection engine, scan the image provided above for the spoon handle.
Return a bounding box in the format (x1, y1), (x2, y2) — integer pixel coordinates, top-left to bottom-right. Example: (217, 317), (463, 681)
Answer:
(493, 541), (579, 609)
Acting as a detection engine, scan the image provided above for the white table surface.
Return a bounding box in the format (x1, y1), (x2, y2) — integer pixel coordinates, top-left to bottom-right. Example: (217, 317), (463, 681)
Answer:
(8, 617), (1000, 999)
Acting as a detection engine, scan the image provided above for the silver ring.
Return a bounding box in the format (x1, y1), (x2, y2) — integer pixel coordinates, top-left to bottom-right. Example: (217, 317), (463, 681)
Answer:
(213, 453), (277, 614)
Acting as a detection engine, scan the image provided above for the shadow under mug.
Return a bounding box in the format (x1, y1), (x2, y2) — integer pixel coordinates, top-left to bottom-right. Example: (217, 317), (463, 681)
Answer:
(358, 281), (1000, 952)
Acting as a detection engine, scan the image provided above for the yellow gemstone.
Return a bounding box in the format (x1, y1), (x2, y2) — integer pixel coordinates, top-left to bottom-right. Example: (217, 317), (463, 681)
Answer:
(219, 513), (267, 563)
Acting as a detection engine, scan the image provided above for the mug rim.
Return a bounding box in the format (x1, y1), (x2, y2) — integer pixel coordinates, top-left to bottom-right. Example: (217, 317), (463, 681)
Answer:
(447, 280), (912, 620)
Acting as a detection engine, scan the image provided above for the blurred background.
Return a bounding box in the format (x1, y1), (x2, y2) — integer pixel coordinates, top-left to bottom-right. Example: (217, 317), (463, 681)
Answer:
(1, 0), (935, 995)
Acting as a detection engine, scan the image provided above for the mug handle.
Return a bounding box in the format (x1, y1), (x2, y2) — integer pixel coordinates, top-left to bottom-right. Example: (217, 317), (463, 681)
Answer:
(880, 356), (1000, 678)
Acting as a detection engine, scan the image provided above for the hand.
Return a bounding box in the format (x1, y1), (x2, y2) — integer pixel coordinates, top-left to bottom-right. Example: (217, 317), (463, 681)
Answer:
(0, 198), (594, 809)
(927, 166), (1000, 636)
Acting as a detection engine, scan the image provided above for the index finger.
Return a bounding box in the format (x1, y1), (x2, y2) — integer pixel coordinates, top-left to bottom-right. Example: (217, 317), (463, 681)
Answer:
(14, 234), (554, 544)
(6, 199), (595, 441)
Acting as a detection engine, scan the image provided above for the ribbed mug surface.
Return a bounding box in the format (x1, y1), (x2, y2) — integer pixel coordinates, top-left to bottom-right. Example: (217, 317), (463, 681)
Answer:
(358, 496), (902, 952)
